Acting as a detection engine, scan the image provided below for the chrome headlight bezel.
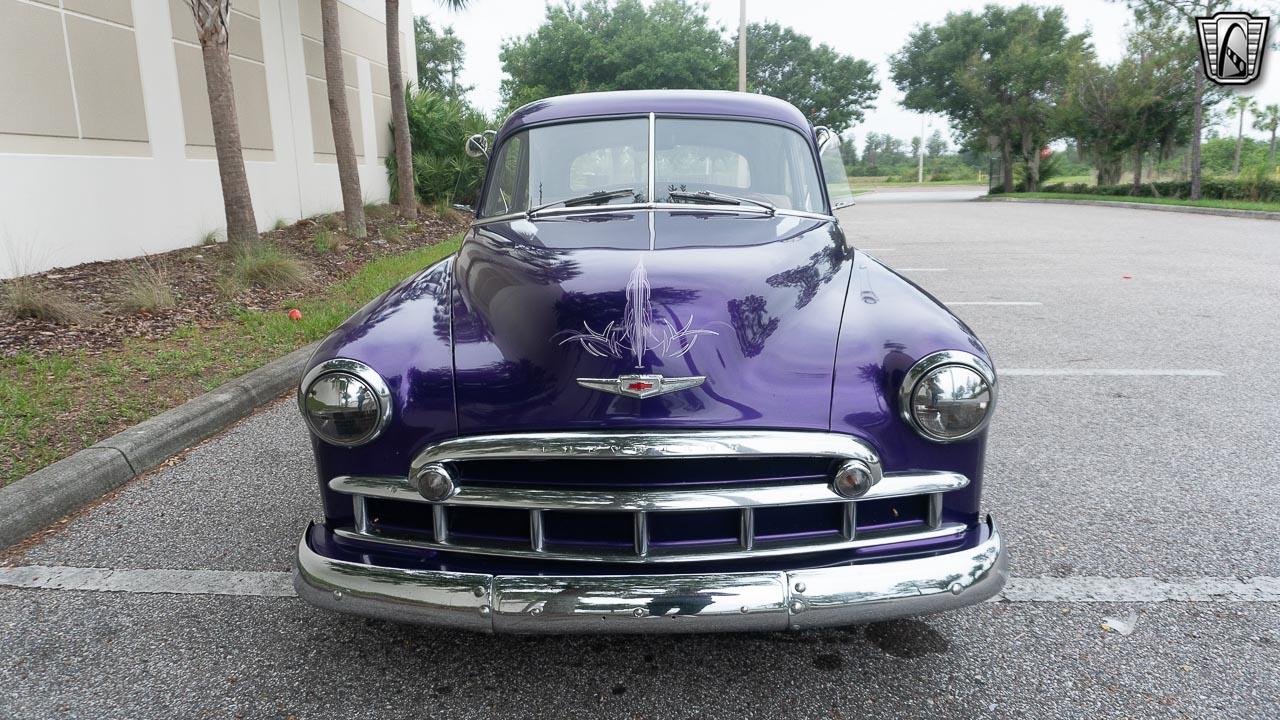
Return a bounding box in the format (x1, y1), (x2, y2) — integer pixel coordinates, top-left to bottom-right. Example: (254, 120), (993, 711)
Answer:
(898, 350), (997, 443)
(298, 358), (393, 447)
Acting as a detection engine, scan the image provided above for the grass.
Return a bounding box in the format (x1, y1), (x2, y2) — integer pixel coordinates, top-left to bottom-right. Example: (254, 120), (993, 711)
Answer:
(312, 228), (340, 254)
(1, 277), (86, 324)
(201, 230), (221, 246)
(999, 192), (1280, 214)
(228, 241), (307, 289)
(117, 258), (176, 314)
(0, 234), (463, 487)
(273, 218), (289, 231)
(380, 225), (405, 243)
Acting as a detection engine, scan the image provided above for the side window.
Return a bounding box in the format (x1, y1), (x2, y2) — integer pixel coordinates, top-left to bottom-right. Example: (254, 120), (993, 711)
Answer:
(817, 127), (855, 210)
(481, 133), (527, 216)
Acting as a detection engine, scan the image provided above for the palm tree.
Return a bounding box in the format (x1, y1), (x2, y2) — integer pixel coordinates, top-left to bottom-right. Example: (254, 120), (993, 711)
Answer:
(386, 0), (469, 218)
(188, 1), (257, 246)
(320, 0), (366, 237)
(1253, 103), (1280, 170)
(1227, 95), (1256, 176)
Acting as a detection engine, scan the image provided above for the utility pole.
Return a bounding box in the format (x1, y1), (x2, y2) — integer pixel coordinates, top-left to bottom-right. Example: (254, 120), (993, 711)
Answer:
(917, 115), (925, 183)
(737, 0), (746, 92)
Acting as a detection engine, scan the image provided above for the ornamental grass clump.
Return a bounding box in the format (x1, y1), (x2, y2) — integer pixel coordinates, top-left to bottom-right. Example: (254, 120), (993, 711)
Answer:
(1, 276), (86, 324)
(229, 241), (307, 289)
(117, 257), (176, 314)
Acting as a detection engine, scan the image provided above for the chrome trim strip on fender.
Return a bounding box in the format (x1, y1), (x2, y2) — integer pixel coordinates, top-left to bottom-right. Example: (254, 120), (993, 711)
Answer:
(293, 516), (1007, 633)
(329, 471), (968, 512)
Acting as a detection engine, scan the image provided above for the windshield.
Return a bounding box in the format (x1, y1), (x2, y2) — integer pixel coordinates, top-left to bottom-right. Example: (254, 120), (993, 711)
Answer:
(478, 117), (826, 217)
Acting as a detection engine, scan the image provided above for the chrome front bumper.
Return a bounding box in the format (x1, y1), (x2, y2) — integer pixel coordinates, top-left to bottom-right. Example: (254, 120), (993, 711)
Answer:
(293, 516), (1006, 634)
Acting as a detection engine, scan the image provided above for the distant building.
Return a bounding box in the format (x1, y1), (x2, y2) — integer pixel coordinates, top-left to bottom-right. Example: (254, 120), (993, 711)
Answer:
(0, 0), (415, 278)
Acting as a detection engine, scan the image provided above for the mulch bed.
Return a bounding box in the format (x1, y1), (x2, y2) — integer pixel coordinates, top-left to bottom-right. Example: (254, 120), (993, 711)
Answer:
(0, 207), (468, 358)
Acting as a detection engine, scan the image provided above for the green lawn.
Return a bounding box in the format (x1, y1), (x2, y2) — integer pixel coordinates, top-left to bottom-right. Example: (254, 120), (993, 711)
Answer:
(1, 235), (462, 487)
(1000, 192), (1280, 214)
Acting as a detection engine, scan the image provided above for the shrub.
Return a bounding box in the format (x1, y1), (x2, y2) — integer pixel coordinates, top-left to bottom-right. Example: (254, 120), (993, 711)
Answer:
(272, 218), (289, 231)
(1038, 177), (1280, 203)
(1, 277), (86, 324)
(201, 230), (221, 246)
(229, 241), (307, 289)
(117, 258), (176, 314)
(386, 89), (490, 207)
(379, 225), (405, 244)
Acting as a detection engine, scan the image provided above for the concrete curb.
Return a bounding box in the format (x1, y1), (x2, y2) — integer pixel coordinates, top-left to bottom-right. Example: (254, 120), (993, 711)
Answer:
(0, 342), (319, 550)
(979, 195), (1280, 221)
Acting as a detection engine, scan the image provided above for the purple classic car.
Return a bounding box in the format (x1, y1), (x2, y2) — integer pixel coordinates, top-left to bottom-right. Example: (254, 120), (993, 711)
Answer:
(293, 90), (1006, 633)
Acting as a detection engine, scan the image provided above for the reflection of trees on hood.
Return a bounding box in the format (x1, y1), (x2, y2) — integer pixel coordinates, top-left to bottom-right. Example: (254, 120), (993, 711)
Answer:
(554, 287), (699, 331)
(340, 261), (451, 345)
(470, 234), (582, 286)
(727, 294), (779, 358)
(765, 231), (847, 309)
(457, 359), (559, 425)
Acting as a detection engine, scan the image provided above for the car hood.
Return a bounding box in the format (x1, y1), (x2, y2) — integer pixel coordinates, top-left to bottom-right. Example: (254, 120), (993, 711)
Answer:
(451, 211), (852, 434)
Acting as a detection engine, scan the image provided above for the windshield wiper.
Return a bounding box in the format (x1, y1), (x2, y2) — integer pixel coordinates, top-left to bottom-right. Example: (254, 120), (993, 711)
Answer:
(527, 188), (639, 217)
(666, 190), (775, 216)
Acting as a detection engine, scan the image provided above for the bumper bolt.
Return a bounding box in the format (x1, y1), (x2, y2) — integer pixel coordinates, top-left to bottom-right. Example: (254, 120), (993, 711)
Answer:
(794, 582), (806, 593)
(472, 585), (486, 598)
(950, 582), (964, 596)
(789, 599), (805, 614)
(478, 605), (491, 617)
(332, 590), (343, 601)
(632, 607), (647, 617)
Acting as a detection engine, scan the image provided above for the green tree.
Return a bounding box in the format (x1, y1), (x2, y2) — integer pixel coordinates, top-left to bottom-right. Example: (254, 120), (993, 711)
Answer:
(1254, 103), (1280, 169)
(499, 0), (733, 111)
(1120, 1), (1232, 198)
(926, 129), (947, 158)
(739, 22), (878, 133)
(1227, 96), (1257, 175)
(414, 16), (469, 98)
(890, 5), (1090, 192)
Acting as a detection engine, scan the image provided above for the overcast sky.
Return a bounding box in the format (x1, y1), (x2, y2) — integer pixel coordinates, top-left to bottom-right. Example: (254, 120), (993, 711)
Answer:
(411, 0), (1280, 144)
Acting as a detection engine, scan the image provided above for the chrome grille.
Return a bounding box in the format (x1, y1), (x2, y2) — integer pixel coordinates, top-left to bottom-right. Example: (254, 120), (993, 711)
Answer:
(329, 429), (969, 564)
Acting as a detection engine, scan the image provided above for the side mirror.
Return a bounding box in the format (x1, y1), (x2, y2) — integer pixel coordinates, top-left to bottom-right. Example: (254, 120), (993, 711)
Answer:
(814, 125), (834, 150)
(464, 133), (489, 158)
(452, 203), (473, 213)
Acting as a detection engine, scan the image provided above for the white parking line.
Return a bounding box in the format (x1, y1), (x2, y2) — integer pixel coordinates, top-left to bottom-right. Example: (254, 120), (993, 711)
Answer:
(1001, 369), (1224, 377)
(895, 267), (947, 272)
(945, 301), (1043, 306)
(3, 565), (1278, 602)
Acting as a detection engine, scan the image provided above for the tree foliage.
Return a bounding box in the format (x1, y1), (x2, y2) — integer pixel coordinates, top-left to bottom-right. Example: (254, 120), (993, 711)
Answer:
(740, 22), (877, 133)
(414, 16), (469, 98)
(498, 0), (878, 131)
(386, 89), (489, 205)
(499, 0), (734, 111)
(889, 5), (1090, 191)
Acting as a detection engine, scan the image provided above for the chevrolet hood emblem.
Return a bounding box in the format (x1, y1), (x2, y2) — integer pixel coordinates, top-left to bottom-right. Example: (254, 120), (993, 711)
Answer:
(577, 374), (705, 399)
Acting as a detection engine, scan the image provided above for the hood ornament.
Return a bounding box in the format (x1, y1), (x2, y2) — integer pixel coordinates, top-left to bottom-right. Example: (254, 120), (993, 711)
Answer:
(577, 374), (705, 399)
(556, 260), (717, 366)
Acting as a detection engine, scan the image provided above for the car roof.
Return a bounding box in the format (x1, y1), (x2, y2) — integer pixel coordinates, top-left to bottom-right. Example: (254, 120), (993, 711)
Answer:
(496, 90), (813, 140)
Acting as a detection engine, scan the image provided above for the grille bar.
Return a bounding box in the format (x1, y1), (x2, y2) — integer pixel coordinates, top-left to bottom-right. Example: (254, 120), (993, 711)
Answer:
(333, 522), (968, 564)
(330, 472), (967, 512)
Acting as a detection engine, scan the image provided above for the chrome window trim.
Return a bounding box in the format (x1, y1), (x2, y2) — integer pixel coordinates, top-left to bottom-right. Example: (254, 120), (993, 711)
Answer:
(333, 522), (968, 565)
(898, 350), (998, 444)
(329, 471), (966, 512)
(469, 204), (835, 227)
(297, 358), (394, 448)
(408, 429), (880, 477)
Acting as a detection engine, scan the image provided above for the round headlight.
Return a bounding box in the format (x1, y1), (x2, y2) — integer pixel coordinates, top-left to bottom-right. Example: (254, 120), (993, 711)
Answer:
(900, 351), (995, 442)
(299, 359), (392, 447)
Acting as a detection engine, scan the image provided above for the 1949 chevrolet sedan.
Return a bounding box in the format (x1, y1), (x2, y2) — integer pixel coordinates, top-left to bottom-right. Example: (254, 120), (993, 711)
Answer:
(293, 90), (1006, 633)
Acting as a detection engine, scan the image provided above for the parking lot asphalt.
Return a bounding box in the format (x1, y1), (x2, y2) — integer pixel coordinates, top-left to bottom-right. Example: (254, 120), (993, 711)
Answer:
(3, 187), (1278, 719)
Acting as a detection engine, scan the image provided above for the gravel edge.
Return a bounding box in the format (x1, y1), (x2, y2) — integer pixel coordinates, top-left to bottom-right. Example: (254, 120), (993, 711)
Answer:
(0, 342), (319, 549)
(978, 195), (1280, 220)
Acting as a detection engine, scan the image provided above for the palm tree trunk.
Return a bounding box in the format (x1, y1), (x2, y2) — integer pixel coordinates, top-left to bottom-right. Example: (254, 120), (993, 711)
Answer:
(321, 0), (366, 238)
(192, 1), (257, 246)
(1132, 147), (1143, 190)
(1000, 136), (1013, 193)
(1270, 129), (1277, 169)
(1190, 67), (1203, 200)
(1233, 108), (1244, 176)
(386, 0), (416, 217)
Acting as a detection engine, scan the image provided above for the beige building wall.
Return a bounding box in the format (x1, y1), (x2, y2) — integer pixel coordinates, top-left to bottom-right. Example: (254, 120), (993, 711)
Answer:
(0, 0), (415, 278)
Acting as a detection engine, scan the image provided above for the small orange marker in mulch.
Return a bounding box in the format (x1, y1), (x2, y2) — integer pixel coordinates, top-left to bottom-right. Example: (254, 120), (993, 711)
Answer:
(288, 308), (302, 321)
